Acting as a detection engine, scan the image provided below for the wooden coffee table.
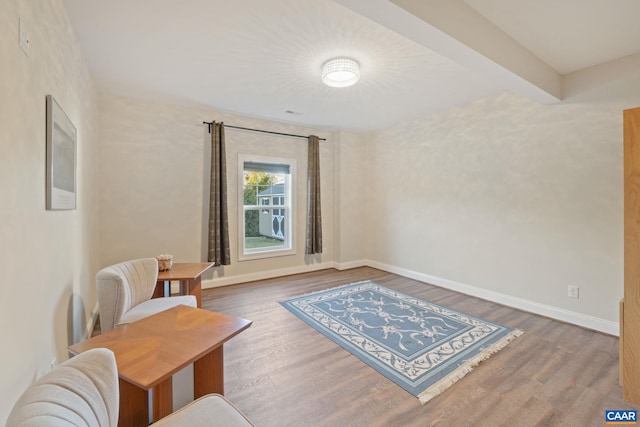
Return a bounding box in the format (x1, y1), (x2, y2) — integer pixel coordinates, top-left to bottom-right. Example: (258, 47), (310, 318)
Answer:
(68, 305), (251, 426)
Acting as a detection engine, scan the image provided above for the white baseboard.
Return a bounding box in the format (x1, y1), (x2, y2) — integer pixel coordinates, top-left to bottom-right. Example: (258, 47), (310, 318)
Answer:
(364, 259), (619, 336)
(200, 257), (619, 336)
(202, 261), (339, 289)
(334, 260), (368, 270)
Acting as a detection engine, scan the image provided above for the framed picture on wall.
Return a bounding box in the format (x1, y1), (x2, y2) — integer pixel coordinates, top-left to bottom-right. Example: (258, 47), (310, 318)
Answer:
(46, 94), (76, 210)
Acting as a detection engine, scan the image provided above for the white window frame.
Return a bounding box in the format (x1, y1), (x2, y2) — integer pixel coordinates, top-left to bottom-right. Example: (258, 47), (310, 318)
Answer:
(238, 154), (296, 261)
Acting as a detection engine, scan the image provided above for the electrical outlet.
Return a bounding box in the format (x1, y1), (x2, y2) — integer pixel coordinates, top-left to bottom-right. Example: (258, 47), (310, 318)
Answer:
(568, 285), (579, 299)
(19, 18), (30, 56)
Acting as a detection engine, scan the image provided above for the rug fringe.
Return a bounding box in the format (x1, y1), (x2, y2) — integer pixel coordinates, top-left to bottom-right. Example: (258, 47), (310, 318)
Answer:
(417, 329), (524, 405)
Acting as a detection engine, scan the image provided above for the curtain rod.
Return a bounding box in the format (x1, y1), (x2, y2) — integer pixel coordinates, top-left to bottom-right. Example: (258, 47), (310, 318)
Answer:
(202, 121), (326, 141)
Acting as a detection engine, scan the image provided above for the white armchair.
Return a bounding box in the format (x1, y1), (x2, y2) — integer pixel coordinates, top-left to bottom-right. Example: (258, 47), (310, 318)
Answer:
(96, 258), (197, 333)
(6, 348), (254, 427)
(6, 348), (119, 427)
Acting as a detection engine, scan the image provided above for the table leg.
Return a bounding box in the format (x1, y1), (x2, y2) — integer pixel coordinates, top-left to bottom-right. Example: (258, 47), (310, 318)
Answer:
(184, 277), (202, 308)
(118, 378), (148, 427)
(152, 377), (173, 423)
(152, 280), (170, 299)
(194, 346), (224, 398)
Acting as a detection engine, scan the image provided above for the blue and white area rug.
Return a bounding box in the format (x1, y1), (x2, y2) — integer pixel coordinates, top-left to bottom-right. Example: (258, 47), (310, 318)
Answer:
(280, 281), (523, 404)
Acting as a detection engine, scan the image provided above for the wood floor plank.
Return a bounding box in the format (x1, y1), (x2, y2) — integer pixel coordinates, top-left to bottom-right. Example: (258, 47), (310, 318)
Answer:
(198, 267), (638, 426)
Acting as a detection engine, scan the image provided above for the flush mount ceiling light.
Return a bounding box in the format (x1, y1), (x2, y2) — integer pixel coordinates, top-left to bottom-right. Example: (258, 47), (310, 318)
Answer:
(321, 57), (360, 88)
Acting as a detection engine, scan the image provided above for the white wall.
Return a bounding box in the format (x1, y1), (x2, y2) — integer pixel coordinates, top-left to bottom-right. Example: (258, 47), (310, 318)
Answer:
(0, 0), (100, 423)
(363, 59), (640, 330)
(98, 94), (335, 283)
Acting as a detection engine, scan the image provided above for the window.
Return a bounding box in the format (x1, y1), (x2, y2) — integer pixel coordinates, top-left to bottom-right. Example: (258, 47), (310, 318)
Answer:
(238, 155), (295, 260)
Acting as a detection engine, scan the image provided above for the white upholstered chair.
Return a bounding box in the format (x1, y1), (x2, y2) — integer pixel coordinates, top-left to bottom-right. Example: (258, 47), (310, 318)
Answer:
(6, 348), (119, 427)
(96, 258), (197, 333)
(6, 348), (255, 427)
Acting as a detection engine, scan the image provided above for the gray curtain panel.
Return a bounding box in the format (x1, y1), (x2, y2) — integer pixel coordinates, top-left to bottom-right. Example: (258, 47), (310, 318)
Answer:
(208, 122), (231, 265)
(306, 135), (323, 254)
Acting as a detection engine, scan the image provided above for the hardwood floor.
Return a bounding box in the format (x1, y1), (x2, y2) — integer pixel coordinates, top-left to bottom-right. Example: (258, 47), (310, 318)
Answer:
(201, 267), (638, 427)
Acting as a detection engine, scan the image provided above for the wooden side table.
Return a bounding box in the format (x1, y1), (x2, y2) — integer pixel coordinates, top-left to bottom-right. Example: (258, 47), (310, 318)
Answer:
(68, 305), (251, 426)
(153, 262), (215, 308)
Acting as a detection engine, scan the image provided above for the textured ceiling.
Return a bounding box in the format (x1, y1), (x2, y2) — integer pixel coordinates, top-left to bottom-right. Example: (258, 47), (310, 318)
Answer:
(63, 0), (640, 131)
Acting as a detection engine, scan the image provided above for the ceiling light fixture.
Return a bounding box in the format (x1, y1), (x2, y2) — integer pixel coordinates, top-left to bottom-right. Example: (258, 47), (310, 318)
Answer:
(321, 57), (360, 88)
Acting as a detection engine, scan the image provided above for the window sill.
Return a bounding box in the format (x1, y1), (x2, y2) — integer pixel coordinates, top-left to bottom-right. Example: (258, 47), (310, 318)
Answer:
(238, 247), (297, 262)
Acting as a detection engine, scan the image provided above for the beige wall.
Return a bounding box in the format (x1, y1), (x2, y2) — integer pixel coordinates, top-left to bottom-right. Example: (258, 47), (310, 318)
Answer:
(0, 0), (100, 422)
(98, 94), (335, 283)
(364, 63), (640, 328)
(332, 130), (370, 266)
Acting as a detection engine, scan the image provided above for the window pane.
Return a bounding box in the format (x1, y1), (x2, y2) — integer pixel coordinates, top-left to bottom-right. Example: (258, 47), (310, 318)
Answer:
(243, 171), (284, 207)
(239, 155), (295, 260)
(244, 209), (286, 250)
(243, 185), (256, 206)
